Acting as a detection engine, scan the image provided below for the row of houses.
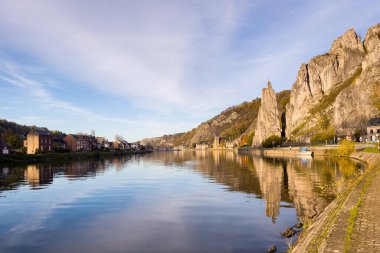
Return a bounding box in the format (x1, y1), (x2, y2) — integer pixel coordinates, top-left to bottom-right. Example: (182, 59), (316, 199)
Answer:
(189, 137), (239, 151)
(19, 130), (142, 155)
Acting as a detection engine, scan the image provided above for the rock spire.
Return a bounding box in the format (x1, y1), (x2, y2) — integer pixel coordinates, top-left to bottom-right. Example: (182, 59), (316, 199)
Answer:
(252, 81), (281, 146)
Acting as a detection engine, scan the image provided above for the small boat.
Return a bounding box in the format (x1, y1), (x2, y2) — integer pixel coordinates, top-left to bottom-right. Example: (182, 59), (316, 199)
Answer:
(297, 147), (314, 157)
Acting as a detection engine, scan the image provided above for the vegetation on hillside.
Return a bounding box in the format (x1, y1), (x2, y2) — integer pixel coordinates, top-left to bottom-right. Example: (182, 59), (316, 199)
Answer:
(172, 129), (197, 146)
(310, 113), (335, 143)
(240, 129), (255, 147)
(277, 90), (291, 114)
(262, 135), (286, 148)
(219, 99), (261, 140)
(0, 119), (63, 149)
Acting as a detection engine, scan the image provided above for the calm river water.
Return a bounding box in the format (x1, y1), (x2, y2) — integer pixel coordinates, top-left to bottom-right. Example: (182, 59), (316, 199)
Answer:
(0, 151), (363, 253)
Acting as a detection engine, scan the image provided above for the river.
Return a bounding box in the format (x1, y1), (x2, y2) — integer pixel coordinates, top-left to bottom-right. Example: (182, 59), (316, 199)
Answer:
(0, 151), (363, 253)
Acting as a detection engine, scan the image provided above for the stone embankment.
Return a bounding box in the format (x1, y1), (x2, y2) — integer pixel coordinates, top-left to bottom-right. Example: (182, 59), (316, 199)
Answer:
(290, 152), (380, 253)
(241, 145), (371, 158)
(246, 147), (336, 158)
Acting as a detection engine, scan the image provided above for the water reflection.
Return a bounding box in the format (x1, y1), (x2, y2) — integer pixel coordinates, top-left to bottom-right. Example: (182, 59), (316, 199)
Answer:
(0, 152), (363, 253)
(140, 151), (362, 221)
(0, 152), (362, 221)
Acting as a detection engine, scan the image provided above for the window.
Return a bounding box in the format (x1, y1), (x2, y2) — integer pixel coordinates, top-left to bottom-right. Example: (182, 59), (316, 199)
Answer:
(377, 129), (380, 133)
(370, 129), (374, 134)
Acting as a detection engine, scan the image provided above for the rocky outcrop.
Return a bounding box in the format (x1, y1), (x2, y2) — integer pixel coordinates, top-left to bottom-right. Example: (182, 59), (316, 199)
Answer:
(334, 23), (380, 134)
(252, 82), (281, 146)
(286, 28), (366, 138)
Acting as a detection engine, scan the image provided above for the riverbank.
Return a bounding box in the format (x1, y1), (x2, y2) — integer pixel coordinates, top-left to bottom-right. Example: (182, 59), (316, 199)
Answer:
(238, 144), (371, 158)
(0, 150), (152, 164)
(290, 152), (380, 252)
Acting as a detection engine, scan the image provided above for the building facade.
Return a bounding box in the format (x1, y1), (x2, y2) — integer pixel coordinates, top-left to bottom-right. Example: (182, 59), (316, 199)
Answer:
(367, 118), (380, 142)
(213, 137), (227, 149)
(25, 130), (52, 154)
(195, 144), (209, 150)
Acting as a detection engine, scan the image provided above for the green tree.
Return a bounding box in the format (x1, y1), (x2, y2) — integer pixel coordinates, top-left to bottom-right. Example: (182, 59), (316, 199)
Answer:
(7, 134), (23, 149)
(262, 135), (286, 148)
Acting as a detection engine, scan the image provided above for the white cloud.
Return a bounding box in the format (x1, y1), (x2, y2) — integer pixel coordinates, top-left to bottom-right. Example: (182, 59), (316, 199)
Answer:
(0, 0), (252, 112)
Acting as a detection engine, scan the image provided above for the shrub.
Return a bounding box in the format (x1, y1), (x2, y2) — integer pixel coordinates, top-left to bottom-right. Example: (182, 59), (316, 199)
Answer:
(240, 129), (255, 147)
(262, 135), (286, 148)
(337, 139), (355, 156)
(310, 126), (335, 143)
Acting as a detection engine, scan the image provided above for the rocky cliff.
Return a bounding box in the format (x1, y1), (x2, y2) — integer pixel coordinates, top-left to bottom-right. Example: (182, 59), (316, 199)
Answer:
(286, 28), (365, 138)
(286, 23), (380, 140)
(334, 24), (380, 134)
(252, 81), (281, 146)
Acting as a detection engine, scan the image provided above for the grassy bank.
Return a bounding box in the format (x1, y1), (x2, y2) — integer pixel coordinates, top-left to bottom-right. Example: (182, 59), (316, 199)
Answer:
(0, 150), (151, 164)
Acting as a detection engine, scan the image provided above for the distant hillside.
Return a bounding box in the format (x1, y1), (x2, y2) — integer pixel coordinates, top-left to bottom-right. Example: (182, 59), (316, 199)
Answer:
(140, 90), (290, 148)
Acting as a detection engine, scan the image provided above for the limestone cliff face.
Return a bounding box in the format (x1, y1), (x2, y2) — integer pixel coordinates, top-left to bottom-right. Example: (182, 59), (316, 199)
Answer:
(252, 82), (281, 146)
(334, 24), (380, 134)
(286, 28), (365, 138)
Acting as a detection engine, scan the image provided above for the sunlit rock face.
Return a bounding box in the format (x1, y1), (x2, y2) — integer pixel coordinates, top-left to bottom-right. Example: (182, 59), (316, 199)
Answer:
(286, 28), (365, 138)
(252, 81), (281, 147)
(334, 23), (380, 135)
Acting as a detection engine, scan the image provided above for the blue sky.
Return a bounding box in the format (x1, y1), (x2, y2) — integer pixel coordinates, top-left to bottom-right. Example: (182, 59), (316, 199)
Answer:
(0, 0), (379, 141)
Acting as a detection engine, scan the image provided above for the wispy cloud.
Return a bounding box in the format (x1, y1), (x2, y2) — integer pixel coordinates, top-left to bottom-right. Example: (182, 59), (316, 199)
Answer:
(0, 0), (252, 112)
(0, 63), (90, 115)
(0, 62), (193, 132)
(0, 0), (379, 140)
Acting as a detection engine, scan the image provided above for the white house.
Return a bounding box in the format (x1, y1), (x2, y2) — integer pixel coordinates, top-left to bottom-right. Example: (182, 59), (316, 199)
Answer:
(2, 146), (9, 155)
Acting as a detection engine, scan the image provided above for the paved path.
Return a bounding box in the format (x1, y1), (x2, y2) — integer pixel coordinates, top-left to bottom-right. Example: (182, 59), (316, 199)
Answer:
(291, 153), (380, 253)
(350, 166), (380, 252)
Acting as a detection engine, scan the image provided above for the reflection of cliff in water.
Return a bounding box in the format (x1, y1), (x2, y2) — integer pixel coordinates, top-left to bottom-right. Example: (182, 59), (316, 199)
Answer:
(153, 151), (360, 222)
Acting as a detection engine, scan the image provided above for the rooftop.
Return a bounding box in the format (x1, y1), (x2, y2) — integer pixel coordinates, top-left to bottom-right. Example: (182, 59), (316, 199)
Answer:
(368, 117), (380, 126)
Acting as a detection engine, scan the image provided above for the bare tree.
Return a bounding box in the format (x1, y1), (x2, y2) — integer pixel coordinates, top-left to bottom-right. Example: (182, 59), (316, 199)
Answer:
(115, 134), (124, 141)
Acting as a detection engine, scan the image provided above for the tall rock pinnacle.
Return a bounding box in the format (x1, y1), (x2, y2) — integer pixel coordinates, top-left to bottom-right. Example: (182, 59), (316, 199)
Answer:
(252, 81), (281, 147)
